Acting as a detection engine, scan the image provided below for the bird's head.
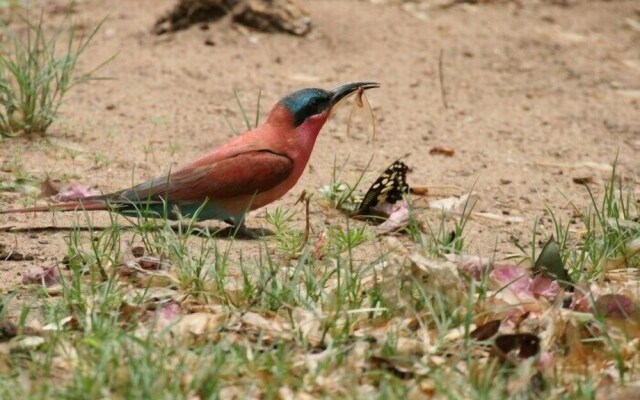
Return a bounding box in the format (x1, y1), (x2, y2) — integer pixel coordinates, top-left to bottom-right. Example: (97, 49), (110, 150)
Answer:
(270, 82), (380, 132)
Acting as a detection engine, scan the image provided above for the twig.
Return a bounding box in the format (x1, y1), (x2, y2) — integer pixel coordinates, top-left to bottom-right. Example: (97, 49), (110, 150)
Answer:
(295, 190), (313, 253)
(438, 48), (449, 109)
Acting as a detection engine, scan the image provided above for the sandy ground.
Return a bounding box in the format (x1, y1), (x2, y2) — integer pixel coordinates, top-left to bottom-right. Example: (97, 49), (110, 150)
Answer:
(0, 0), (639, 291)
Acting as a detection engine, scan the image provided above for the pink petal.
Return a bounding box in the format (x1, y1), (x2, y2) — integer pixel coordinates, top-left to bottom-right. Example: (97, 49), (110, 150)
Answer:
(53, 185), (101, 202)
(538, 351), (554, 370)
(376, 203), (410, 234)
(445, 254), (491, 280)
(529, 275), (561, 301)
(22, 264), (60, 287)
(138, 255), (163, 270)
(157, 302), (181, 323)
(595, 294), (639, 319)
(371, 201), (403, 216)
(571, 286), (594, 312)
(490, 265), (532, 294)
(312, 231), (327, 259)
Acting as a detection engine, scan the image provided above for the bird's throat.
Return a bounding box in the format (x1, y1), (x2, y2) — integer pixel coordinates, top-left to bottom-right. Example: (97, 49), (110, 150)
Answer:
(295, 112), (329, 155)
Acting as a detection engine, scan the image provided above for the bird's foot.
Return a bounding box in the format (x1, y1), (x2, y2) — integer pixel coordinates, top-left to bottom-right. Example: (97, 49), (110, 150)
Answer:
(224, 219), (274, 240)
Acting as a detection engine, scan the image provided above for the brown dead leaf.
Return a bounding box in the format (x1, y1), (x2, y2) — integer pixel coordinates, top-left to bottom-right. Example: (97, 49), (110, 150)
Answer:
(0, 251), (35, 261)
(131, 244), (145, 258)
(573, 176), (595, 185)
(138, 255), (163, 270)
(429, 146), (455, 157)
(445, 253), (492, 280)
(0, 320), (18, 341)
(409, 254), (461, 304)
(39, 178), (61, 198)
(597, 384), (640, 400)
(241, 312), (292, 341)
(410, 186), (429, 196)
(42, 316), (79, 332)
(563, 321), (597, 366)
(594, 294), (639, 320)
(170, 312), (227, 338)
(292, 308), (324, 347)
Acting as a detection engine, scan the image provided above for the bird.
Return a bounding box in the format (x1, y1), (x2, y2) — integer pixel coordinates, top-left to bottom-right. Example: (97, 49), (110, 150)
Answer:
(1, 82), (380, 237)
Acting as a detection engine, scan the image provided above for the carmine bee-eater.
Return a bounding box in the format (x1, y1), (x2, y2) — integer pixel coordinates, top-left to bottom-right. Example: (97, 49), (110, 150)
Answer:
(1, 82), (380, 236)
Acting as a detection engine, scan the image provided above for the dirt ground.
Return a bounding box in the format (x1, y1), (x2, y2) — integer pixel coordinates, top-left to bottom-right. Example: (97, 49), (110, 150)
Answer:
(1, 0), (639, 291)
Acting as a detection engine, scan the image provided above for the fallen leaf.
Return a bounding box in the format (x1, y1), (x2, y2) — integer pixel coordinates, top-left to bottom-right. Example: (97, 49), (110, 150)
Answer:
(53, 184), (101, 202)
(571, 285), (596, 312)
(429, 192), (478, 216)
(159, 302), (181, 320)
(529, 275), (561, 301)
(533, 161), (612, 172)
(597, 384), (640, 400)
(14, 336), (45, 350)
(131, 244), (145, 258)
(376, 202), (410, 234)
(311, 230), (327, 260)
(291, 308), (324, 347)
(445, 253), (492, 280)
(616, 89), (640, 98)
(490, 264), (561, 303)
(241, 312), (292, 341)
(22, 264), (60, 287)
(491, 265), (531, 294)
(573, 176), (595, 185)
(410, 186), (429, 196)
(39, 178), (61, 198)
(410, 254), (460, 294)
(429, 146), (455, 157)
(170, 312), (227, 338)
(594, 294), (638, 320)
(118, 240), (138, 273)
(42, 316), (78, 332)
(0, 251), (35, 261)
(474, 212), (524, 224)
(537, 351), (554, 370)
(138, 255), (163, 270)
(0, 320), (18, 340)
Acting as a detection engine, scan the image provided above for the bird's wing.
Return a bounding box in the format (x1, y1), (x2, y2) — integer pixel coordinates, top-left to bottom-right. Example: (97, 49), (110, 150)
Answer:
(119, 149), (294, 203)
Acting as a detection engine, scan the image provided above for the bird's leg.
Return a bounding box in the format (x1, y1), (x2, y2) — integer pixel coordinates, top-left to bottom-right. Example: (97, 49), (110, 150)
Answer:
(224, 218), (261, 239)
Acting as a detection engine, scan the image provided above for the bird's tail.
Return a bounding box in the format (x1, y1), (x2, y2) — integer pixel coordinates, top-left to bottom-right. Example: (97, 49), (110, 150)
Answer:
(0, 200), (110, 215)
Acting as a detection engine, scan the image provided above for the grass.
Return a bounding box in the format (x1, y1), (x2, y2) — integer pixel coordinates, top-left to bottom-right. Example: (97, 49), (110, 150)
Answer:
(0, 162), (637, 398)
(0, 77), (638, 397)
(0, 13), (110, 137)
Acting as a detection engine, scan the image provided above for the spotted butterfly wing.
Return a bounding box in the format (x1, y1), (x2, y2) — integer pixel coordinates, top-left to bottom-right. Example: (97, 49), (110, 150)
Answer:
(353, 160), (410, 216)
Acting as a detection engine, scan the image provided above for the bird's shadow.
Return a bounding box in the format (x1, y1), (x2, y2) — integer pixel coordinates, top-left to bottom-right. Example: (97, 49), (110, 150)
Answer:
(0, 223), (274, 240)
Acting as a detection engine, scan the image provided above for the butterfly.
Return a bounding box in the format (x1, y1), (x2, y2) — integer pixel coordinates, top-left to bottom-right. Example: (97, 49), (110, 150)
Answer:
(351, 160), (410, 217)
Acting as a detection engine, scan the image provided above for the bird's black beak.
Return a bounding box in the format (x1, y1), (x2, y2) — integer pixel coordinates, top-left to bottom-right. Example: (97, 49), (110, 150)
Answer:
(329, 82), (380, 107)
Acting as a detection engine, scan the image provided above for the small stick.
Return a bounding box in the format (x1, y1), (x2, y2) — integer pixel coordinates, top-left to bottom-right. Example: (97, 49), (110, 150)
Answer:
(438, 48), (449, 109)
(295, 190), (312, 253)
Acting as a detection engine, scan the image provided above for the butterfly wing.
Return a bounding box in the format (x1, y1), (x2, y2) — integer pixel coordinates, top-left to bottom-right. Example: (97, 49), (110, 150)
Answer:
(353, 161), (410, 216)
